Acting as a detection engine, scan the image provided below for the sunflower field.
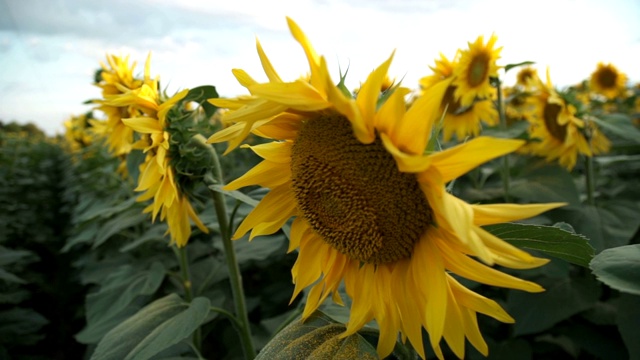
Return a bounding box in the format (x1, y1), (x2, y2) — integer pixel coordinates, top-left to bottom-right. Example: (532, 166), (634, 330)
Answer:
(2, 17), (640, 360)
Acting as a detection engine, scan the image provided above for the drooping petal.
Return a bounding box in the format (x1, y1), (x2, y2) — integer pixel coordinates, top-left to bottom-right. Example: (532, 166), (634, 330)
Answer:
(472, 202), (566, 225)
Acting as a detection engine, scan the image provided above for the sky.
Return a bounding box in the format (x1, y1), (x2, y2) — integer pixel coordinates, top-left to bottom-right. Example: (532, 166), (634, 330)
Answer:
(1, 0), (639, 135)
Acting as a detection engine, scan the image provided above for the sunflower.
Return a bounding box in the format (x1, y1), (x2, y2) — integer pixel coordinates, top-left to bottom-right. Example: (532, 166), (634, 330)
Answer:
(589, 62), (628, 100)
(93, 54), (152, 157)
(419, 54), (498, 142)
(525, 69), (610, 169)
(515, 66), (539, 91)
(209, 18), (564, 359)
(104, 81), (209, 247)
(453, 34), (501, 108)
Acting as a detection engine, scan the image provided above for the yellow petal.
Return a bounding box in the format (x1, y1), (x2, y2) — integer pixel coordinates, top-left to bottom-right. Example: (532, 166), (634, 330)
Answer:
(248, 80), (329, 111)
(472, 202), (567, 225)
(122, 116), (163, 134)
(232, 185), (295, 240)
(380, 133), (432, 173)
(225, 160), (291, 190)
(232, 68), (258, 88)
(256, 39), (282, 83)
(429, 137), (524, 182)
(356, 51), (395, 131)
(448, 275), (515, 323)
(375, 86), (409, 137)
(394, 78), (449, 155)
(243, 141), (291, 163)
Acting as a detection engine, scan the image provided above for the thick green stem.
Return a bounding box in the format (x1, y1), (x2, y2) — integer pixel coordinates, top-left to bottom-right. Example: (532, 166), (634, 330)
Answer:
(495, 77), (512, 202)
(175, 246), (202, 351)
(194, 134), (256, 359)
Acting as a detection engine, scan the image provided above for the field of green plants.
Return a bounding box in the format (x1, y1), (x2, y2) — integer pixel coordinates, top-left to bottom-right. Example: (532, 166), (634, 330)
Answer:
(1, 18), (639, 360)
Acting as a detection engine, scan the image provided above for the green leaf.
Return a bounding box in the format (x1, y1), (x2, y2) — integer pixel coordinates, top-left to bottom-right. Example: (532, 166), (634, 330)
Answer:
(122, 297), (210, 360)
(483, 222), (594, 267)
(562, 201), (640, 252)
(507, 277), (601, 336)
(0, 308), (49, 345)
(504, 61), (535, 73)
(590, 244), (640, 295)
(90, 294), (210, 360)
(256, 310), (378, 360)
(93, 209), (149, 248)
(119, 223), (168, 252)
(0, 246), (36, 267)
(510, 164), (581, 206)
(184, 85), (219, 119)
(0, 268), (26, 284)
(591, 113), (640, 144)
(77, 197), (137, 224)
(616, 293), (640, 360)
(84, 262), (165, 333)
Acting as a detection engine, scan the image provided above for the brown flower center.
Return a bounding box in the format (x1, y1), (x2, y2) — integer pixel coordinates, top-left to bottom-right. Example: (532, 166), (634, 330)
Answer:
(468, 53), (490, 87)
(543, 103), (567, 142)
(290, 114), (432, 264)
(596, 67), (617, 89)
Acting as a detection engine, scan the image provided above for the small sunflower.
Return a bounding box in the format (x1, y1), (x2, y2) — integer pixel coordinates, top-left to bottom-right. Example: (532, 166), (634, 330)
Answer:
(419, 54), (498, 142)
(526, 69), (609, 169)
(209, 18), (563, 359)
(589, 62), (628, 100)
(453, 34), (502, 107)
(515, 66), (539, 91)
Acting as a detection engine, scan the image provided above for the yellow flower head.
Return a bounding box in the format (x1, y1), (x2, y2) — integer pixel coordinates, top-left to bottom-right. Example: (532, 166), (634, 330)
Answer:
(526, 68), (609, 169)
(589, 62), (628, 100)
(516, 66), (540, 91)
(209, 18), (563, 359)
(453, 34), (502, 107)
(420, 53), (497, 142)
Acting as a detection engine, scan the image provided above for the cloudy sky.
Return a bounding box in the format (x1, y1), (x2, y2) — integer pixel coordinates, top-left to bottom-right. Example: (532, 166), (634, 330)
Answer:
(1, 0), (639, 135)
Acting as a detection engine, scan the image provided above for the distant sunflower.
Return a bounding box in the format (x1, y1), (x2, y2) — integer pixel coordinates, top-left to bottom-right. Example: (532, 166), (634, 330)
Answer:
(589, 62), (628, 99)
(526, 69), (609, 169)
(453, 34), (502, 107)
(419, 54), (498, 142)
(94, 54), (152, 156)
(515, 67), (539, 91)
(63, 113), (96, 152)
(209, 18), (563, 359)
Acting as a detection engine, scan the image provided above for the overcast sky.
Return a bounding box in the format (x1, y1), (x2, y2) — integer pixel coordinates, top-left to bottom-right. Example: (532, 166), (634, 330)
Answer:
(1, 0), (639, 135)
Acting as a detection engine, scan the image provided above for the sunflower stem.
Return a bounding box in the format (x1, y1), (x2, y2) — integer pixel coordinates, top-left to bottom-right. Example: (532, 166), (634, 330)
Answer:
(194, 134), (257, 359)
(495, 77), (512, 202)
(174, 245), (202, 352)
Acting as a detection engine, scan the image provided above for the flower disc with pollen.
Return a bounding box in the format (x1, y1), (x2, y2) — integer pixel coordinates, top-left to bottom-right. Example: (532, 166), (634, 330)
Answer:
(543, 103), (567, 142)
(290, 114), (433, 264)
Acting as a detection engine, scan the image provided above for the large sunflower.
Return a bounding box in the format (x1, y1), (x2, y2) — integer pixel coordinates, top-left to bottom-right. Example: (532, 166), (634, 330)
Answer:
(209, 18), (563, 359)
(526, 69), (610, 169)
(453, 34), (501, 108)
(589, 62), (628, 100)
